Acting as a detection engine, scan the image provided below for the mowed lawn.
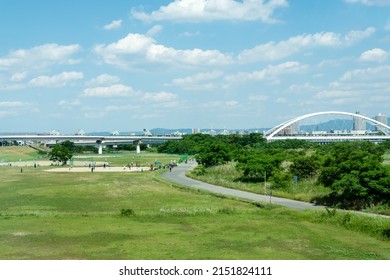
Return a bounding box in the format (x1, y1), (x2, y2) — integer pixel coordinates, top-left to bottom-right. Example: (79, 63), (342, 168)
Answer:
(0, 157), (389, 259)
(0, 146), (40, 162)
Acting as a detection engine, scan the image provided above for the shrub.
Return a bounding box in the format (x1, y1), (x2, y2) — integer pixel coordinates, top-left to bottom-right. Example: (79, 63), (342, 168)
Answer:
(120, 208), (135, 217)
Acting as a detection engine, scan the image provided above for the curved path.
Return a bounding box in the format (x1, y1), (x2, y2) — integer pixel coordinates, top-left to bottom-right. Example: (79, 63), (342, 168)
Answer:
(162, 161), (324, 211)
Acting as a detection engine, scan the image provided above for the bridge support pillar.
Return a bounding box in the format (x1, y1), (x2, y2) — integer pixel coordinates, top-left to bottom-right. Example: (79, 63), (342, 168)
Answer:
(98, 144), (103, 155)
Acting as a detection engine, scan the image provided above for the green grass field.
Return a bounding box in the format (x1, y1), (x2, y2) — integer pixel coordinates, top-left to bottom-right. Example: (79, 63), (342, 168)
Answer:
(0, 146), (41, 162)
(0, 147), (389, 260)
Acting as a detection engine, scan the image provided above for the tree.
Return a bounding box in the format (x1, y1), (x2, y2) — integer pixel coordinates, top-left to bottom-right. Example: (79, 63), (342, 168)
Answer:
(317, 142), (390, 209)
(195, 142), (231, 167)
(289, 155), (320, 179)
(235, 149), (285, 182)
(49, 143), (74, 165)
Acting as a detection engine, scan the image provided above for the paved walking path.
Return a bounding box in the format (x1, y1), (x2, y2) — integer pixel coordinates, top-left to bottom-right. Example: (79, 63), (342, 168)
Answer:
(162, 161), (324, 211)
(162, 161), (390, 219)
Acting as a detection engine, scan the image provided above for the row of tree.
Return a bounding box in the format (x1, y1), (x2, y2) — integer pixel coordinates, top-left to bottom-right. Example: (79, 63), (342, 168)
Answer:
(157, 134), (390, 210)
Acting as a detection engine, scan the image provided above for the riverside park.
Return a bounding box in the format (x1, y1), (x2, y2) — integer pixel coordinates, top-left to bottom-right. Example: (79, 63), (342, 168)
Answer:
(0, 145), (389, 260)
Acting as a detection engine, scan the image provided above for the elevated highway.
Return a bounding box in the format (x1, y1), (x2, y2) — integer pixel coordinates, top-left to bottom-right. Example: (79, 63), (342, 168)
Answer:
(0, 135), (182, 154)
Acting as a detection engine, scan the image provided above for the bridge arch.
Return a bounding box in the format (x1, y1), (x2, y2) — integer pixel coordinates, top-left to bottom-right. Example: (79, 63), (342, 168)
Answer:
(264, 111), (390, 141)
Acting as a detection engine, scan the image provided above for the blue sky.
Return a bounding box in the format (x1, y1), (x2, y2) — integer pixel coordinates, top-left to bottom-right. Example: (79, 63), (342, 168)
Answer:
(1, 0), (390, 133)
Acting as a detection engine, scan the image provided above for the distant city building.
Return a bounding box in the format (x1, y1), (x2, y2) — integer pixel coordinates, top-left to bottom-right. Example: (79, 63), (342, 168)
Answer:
(277, 126), (293, 135)
(111, 130), (119, 136)
(353, 112), (366, 131)
(143, 129), (152, 136)
(375, 113), (388, 125)
(171, 131), (183, 136)
(375, 113), (388, 132)
(74, 129), (85, 136)
(192, 128), (201, 134)
(49, 130), (60, 136)
(291, 122), (300, 134)
(221, 129), (230, 135)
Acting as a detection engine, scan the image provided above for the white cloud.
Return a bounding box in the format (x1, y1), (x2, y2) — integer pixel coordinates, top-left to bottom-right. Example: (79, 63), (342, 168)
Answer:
(0, 44), (81, 71)
(344, 27), (375, 45)
(289, 83), (320, 93)
(142, 91), (177, 102)
(170, 71), (223, 90)
(340, 65), (390, 81)
(94, 33), (232, 67)
(0, 101), (25, 107)
(10, 72), (27, 82)
(238, 28), (375, 63)
(180, 31), (201, 37)
(29, 71), (84, 87)
(249, 95), (269, 101)
(359, 48), (388, 62)
(275, 97), (286, 103)
(307, 64), (390, 110)
(104, 104), (138, 112)
(315, 90), (356, 99)
(226, 61), (307, 83)
(225, 100), (239, 107)
(104, 19), (122, 30)
(82, 84), (136, 97)
(146, 25), (164, 37)
(0, 111), (18, 118)
(58, 99), (81, 109)
(86, 74), (120, 86)
(344, 0), (390, 6)
(132, 0), (288, 23)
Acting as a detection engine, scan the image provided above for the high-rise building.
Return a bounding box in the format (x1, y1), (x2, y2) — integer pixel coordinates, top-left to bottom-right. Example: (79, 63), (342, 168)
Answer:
(375, 113), (388, 131)
(375, 113), (388, 125)
(291, 121), (300, 134)
(192, 128), (201, 134)
(353, 111), (366, 131)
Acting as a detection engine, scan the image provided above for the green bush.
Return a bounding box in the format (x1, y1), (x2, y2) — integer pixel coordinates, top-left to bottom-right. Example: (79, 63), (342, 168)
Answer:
(120, 208), (135, 217)
(309, 209), (390, 240)
(192, 165), (207, 176)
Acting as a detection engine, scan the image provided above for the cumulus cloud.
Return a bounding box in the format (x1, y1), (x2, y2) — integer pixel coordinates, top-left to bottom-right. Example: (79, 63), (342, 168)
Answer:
(0, 44), (81, 71)
(29, 71), (84, 87)
(142, 91), (177, 102)
(146, 25), (164, 37)
(225, 100), (239, 107)
(238, 28), (375, 63)
(170, 71), (223, 90)
(104, 19), (122, 30)
(359, 48), (388, 62)
(82, 84), (136, 97)
(308, 64), (390, 109)
(344, 27), (375, 45)
(226, 61), (307, 83)
(86, 74), (120, 86)
(344, 0), (390, 6)
(132, 0), (288, 23)
(0, 101), (25, 107)
(249, 95), (269, 101)
(58, 99), (81, 110)
(340, 65), (390, 81)
(94, 33), (233, 67)
(10, 72), (27, 82)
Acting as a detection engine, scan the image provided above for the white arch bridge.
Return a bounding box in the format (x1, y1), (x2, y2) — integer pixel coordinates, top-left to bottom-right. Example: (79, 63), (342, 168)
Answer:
(264, 111), (390, 143)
